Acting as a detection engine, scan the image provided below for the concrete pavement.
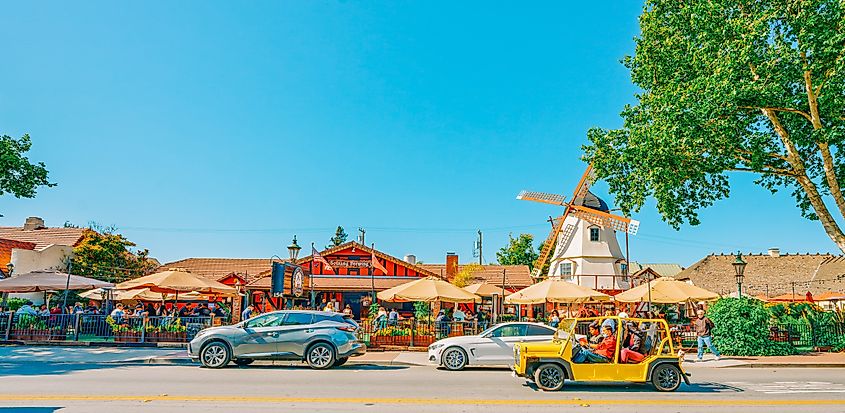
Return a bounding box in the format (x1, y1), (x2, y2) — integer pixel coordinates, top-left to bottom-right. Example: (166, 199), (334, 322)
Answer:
(0, 360), (844, 413)
(2, 345), (844, 368)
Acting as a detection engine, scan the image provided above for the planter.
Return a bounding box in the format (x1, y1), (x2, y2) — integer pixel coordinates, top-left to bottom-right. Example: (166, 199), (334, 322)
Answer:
(156, 332), (187, 343)
(114, 332), (142, 343)
(413, 335), (434, 347)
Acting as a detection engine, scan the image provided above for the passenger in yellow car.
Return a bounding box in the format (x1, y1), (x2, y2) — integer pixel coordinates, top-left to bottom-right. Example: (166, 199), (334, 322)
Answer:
(620, 322), (645, 363)
(573, 325), (617, 363)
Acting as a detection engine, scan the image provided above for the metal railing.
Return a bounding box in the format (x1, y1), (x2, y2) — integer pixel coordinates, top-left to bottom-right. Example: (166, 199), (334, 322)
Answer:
(1, 313), (229, 344)
(670, 322), (845, 351)
(356, 319), (488, 348)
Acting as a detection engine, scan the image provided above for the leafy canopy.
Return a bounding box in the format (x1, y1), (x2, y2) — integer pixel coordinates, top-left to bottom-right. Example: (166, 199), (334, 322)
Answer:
(496, 233), (539, 269)
(451, 263), (482, 288)
(0, 134), (54, 204)
(584, 0), (845, 251)
(69, 224), (158, 283)
(327, 226), (348, 249)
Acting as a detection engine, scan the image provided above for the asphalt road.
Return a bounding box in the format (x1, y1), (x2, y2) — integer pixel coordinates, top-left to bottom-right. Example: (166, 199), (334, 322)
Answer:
(0, 361), (844, 413)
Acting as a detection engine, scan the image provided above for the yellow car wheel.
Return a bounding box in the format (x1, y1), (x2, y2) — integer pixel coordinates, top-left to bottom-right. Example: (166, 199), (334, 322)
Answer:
(651, 364), (682, 392)
(533, 363), (565, 391)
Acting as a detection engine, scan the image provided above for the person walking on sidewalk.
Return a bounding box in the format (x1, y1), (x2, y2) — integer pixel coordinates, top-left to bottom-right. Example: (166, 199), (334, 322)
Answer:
(694, 309), (720, 361)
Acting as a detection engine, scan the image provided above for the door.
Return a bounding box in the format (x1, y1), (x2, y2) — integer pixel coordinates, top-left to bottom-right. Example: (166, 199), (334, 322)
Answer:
(276, 312), (317, 357)
(472, 324), (529, 364)
(235, 312), (288, 357)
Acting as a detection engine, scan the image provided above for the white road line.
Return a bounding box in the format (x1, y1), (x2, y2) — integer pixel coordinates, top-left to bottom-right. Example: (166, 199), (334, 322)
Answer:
(726, 381), (845, 394)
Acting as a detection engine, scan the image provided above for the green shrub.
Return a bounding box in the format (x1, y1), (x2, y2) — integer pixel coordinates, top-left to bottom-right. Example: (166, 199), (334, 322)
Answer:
(708, 298), (796, 356)
(5, 297), (29, 312)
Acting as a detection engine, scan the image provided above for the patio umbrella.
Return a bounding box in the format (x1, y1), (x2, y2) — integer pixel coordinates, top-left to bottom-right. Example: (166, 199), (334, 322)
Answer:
(613, 277), (719, 304)
(115, 269), (236, 296)
(463, 282), (505, 298)
(80, 288), (210, 301)
(0, 270), (113, 293)
(504, 278), (611, 304)
(377, 277), (481, 303)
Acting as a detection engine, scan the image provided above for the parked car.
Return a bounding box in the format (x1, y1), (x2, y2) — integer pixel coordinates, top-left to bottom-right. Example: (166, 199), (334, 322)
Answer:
(428, 322), (556, 370)
(512, 316), (689, 392)
(189, 310), (365, 369)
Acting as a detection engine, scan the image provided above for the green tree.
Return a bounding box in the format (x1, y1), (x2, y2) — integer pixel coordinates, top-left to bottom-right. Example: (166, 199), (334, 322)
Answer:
(0, 134), (54, 208)
(584, 1), (845, 252)
(496, 233), (539, 269)
(327, 226), (348, 248)
(70, 225), (158, 283)
(451, 263), (481, 288)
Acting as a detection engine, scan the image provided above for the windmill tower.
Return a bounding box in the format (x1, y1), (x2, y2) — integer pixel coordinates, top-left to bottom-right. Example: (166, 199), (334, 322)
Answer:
(517, 165), (639, 290)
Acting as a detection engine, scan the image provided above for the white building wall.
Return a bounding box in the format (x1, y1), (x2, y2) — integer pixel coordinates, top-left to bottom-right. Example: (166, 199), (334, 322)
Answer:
(548, 215), (629, 290)
(9, 245), (74, 305)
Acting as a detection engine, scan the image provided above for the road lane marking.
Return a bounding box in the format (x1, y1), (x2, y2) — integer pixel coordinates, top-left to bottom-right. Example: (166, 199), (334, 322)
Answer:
(0, 395), (842, 406)
(726, 381), (845, 394)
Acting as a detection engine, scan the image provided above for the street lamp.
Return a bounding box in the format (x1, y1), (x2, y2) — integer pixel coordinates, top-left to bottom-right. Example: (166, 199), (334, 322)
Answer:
(288, 235), (302, 261)
(732, 251), (747, 298)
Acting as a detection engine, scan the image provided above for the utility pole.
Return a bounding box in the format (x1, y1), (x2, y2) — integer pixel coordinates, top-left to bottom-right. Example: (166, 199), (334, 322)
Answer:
(476, 230), (483, 265)
(358, 227), (366, 245)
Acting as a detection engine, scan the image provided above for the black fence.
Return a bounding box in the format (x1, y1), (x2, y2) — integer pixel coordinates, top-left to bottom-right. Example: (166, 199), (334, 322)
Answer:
(1, 313), (228, 344)
(671, 322), (845, 351)
(357, 318), (488, 348)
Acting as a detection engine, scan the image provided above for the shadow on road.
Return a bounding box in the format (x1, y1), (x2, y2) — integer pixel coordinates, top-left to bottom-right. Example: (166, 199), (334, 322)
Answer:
(0, 408), (62, 413)
(521, 380), (744, 393)
(0, 362), (164, 377)
(229, 364), (409, 371)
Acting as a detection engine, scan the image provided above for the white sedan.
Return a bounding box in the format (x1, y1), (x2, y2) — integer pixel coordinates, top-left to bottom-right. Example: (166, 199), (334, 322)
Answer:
(427, 322), (556, 371)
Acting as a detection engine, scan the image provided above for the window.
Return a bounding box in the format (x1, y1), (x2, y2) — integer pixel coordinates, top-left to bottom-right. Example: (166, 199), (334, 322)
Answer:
(245, 313), (286, 328)
(490, 324), (527, 337)
(283, 313), (315, 326)
(589, 227), (600, 242)
(560, 262), (573, 276)
(527, 325), (555, 336)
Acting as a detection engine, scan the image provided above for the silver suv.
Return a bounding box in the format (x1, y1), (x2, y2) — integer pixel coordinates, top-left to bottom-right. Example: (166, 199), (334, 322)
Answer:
(189, 310), (365, 369)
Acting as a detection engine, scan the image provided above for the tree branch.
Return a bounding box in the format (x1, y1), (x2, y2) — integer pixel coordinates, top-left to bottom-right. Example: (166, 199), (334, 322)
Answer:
(729, 167), (798, 177)
(737, 106), (813, 123)
(736, 148), (789, 162)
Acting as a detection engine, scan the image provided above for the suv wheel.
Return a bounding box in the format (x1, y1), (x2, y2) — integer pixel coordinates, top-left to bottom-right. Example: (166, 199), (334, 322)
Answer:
(442, 347), (468, 371)
(651, 364), (682, 392)
(533, 363), (565, 391)
(306, 343), (336, 369)
(200, 342), (231, 369)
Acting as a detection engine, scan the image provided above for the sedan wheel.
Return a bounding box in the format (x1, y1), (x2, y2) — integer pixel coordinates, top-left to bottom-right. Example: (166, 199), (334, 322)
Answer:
(442, 347), (467, 371)
(652, 364), (682, 392)
(533, 363), (565, 391)
(200, 342), (231, 369)
(307, 343), (336, 370)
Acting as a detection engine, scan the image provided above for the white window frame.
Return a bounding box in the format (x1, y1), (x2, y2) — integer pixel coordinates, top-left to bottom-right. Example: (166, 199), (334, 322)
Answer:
(589, 226), (600, 242)
(559, 262), (573, 276)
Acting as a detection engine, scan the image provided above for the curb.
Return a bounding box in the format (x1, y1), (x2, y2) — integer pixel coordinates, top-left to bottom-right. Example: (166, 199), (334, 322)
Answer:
(721, 363), (845, 369)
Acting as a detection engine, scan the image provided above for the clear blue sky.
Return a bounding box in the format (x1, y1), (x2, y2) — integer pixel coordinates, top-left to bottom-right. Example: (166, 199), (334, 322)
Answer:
(1, 1), (840, 266)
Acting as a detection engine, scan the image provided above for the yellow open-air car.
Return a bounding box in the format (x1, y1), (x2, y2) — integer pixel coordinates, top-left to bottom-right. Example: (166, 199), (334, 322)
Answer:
(512, 316), (689, 392)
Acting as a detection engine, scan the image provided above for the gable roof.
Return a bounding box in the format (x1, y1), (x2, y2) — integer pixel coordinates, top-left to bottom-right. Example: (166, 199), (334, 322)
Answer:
(676, 253), (845, 296)
(629, 262), (685, 278)
(419, 264), (533, 289)
(297, 241), (438, 278)
(158, 258), (287, 281)
(0, 226), (86, 251)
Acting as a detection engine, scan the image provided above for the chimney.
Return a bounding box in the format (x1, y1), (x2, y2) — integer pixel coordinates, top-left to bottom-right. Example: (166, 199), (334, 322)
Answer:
(403, 254), (417, 265)
(768, 248), (780, 258)
(446, 252), (458, 280)
(23, 217), (46, 231)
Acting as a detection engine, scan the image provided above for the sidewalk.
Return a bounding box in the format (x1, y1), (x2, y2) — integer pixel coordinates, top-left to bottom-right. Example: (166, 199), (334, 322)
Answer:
(1, 345), (842, 368)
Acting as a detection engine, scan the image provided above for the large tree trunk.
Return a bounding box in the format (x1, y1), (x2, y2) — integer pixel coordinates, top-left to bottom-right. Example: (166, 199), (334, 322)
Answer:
(762, 109), (845, 253)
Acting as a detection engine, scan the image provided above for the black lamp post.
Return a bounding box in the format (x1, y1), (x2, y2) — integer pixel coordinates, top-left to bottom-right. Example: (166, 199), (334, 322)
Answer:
(732, 252), (747, 298)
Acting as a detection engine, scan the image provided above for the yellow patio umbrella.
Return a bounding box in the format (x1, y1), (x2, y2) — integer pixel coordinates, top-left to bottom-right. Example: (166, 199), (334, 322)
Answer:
(80, 288), (211, 301)
(377, 277), (481, 303)
(115, 269), (237, 296)
(613, 277), (719, 304)
(504, 278), (611, 304)
(463, 282), (505, 298)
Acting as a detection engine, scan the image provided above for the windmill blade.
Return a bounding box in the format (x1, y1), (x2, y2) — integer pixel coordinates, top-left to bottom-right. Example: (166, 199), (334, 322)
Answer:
(516, 190), (566, 206)
(531, 213), (570, 279)
(571, 165), (596, 205)
(571, 205), (640, 235)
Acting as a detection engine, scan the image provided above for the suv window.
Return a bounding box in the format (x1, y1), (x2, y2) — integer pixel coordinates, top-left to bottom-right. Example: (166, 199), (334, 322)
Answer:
(313, 314), (345, 323)
(283, 313), (314, 326)
(245, 313), (286, 328)
(527, 325), (554, 336)
(490, 324), (527, 337)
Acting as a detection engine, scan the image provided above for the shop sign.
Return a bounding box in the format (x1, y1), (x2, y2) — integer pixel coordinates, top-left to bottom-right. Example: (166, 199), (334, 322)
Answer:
(292, 267), (304, 297)
(328, 259), (372, 268)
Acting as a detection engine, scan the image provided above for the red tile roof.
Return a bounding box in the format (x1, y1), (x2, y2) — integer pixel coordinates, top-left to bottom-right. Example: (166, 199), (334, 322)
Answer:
(158, 258), (287, 281)
(0, 227), (86, 251)
(419, 264), (533, 289)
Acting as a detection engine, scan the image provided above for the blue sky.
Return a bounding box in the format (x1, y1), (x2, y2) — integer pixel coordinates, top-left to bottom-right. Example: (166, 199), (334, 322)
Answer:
(0, 1), (840, 266)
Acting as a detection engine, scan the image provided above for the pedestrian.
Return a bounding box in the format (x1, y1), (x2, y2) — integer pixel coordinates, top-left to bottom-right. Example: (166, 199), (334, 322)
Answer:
(375, 306), (388, 330)
(241, 304), (254, 321)
(388, 308), (399, 326)
(694, 309), (720, 361)
(342, 304), (353, 317)
(109, 303), (125, 319)
(323, 302), (335, 312)
(548, 310), (560, 328)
